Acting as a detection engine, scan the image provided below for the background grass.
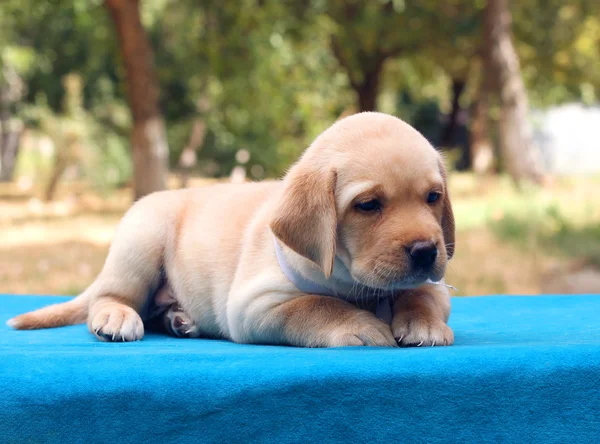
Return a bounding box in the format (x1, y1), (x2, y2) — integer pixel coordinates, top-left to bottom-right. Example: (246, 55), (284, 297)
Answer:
(1, 173), (599, 296)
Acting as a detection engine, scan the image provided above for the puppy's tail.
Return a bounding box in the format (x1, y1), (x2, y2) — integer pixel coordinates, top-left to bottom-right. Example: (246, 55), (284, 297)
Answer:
(7, 292), (90, 330)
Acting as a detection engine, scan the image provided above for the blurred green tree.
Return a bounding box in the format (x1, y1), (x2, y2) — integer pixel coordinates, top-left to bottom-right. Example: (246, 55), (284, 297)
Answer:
(322, 0), (479, 113)
(1, 0), (599, 188)
(483, 0), (545, 185)
(0, 1), (32, 181)
(43, 73), (86, 201)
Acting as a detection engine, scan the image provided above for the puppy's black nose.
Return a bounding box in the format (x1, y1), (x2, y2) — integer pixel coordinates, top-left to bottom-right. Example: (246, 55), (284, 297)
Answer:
(408, 241), (438, 269)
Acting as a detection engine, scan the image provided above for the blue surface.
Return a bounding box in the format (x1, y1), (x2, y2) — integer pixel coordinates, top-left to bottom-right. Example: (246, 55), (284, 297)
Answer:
(1, 294), (600, 444)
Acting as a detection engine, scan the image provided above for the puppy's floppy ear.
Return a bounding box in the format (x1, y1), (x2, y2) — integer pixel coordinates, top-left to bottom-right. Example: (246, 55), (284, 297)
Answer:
(438, 158), (455, 259)
(270, 165), (337, 277)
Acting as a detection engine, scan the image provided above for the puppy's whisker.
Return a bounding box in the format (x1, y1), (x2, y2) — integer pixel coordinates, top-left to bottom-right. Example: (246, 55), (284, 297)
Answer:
(349, 279), (359, 304)
(350, 280), (358, 301)
(425, 279), (459, 292)
(380, 267), (393, 300)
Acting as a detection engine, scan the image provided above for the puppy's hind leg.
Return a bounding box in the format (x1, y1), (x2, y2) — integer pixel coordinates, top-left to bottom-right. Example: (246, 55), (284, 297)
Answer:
(87, 196), (170, 342)
(147, 283), (201, 338)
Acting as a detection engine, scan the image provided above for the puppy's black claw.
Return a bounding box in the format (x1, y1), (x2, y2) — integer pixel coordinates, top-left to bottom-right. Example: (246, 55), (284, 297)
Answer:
(97, 331), (113, 341)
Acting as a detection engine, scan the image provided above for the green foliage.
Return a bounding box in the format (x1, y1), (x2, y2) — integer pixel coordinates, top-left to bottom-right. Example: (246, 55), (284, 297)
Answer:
(2, 0), (600, 183)
(149, 0), (352, 176)
(323, 0), (482, 80)
(514, 0), (600, 106)
(19, 72), (131, 192)
(1, 0), (120, 111)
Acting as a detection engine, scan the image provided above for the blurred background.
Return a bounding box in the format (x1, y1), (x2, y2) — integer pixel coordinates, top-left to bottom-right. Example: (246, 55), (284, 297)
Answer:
(1, 0), (599, 297)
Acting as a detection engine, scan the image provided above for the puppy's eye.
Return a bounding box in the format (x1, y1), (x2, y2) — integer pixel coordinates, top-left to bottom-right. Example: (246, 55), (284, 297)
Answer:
(355, 199), (381, 212)
(427, 192), (441, 204)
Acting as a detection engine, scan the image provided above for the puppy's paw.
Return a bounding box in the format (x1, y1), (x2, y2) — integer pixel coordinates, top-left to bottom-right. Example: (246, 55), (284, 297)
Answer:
(164, 306), (201, 338)
(91, 305), (144, 342)
(328, 313), (397, 347)
(392, 313), (453, 347)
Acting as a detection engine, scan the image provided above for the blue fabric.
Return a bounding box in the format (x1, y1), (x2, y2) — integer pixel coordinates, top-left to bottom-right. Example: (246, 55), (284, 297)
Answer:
(1, 294), (600, 444)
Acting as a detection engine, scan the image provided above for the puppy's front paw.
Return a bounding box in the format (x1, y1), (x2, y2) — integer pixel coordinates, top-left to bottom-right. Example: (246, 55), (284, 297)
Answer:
(392, 314), (453, 347)
(91, 305), (144, 342)
(328, 313), (397, 347)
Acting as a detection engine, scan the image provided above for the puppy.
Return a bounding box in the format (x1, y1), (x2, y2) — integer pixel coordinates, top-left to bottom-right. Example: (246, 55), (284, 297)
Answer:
(8, 112), (455, 347)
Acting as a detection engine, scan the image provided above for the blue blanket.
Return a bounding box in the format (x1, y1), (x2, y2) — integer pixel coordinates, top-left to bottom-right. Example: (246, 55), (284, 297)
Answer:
(1, 294), (599, 443)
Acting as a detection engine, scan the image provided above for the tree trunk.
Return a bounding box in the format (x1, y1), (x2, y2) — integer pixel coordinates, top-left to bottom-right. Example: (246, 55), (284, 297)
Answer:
(0, 130), (22, 182)
(470, 79), (495, 175)
(44, 155), (69, 202)
(178, 119), (206, 188)
(0, 71), (22, 182)
(105, 0), (169, 200)
(356, 69), (381, 112)
(441, 79), (466, 148)
(483, 0), (545, 185)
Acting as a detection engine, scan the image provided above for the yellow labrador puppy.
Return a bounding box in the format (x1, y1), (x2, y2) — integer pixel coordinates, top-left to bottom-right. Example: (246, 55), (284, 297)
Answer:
(8, 112), (455, 347)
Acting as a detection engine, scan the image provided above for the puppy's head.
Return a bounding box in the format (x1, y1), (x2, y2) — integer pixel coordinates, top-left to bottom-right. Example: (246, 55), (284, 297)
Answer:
(270, 112), (454, 290)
